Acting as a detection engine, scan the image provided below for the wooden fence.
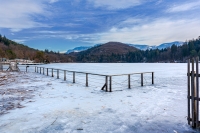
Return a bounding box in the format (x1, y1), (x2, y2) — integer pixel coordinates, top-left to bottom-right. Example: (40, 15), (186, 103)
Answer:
(35, 66), (154, 92)
(187, 57), (200, 128)
(0, 62), (20, 71)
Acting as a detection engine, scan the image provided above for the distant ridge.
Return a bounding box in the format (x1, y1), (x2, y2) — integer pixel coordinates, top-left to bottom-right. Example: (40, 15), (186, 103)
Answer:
(80, 42), (138, 55)
(128, 41), (184, 50)
(66, 44), (102, 54)
(67, 41), (184, 54)
(66, 46), (92, 54)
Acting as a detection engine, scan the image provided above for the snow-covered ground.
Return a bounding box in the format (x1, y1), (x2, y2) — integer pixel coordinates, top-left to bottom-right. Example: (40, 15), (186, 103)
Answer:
(0, 63), (198, 133)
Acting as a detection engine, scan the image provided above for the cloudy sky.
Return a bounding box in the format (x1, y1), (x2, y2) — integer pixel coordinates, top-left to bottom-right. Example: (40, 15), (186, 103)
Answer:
(0, 0), (200, 52)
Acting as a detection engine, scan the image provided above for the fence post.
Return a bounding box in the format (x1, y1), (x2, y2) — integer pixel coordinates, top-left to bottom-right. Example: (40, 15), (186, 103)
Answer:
(0, 62), (3, 71)
(191, 58), (196, 127)
(152, 72), (154, 84)
(57, 69), (59, 79)
(52, 69), (54, 77)
(43, 68), (45, 75)
(188, 59), (191, 125)
(47, 68), (48, 76)
(86, 73), (88, 87)
(35, 66), (36, 72)
(73, 72), (75, 83)
(196, 57), (199, 128)
(141, 73), (143, 86)
(110, 76), (112, 92)
(37, 67), (38, 73)
(106, 76), (108, 92)
(64, 70), (66, 81)
(128, 74), (131, 89)
(40, 67), (41, 74)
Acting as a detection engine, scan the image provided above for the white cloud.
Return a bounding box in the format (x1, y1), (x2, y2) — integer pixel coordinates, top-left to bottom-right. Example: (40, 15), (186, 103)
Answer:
(93, 18), (200, 45)
(13, 39), (26, 43)
(32, 18), (200, 46)
(0, 0), (49, 32)
(167, 1), (200, 12)
(155, 0), (163, 5)
(49, 0), (59, 4)
(87, 0), (143, 10)
(34, 30), (71, 34)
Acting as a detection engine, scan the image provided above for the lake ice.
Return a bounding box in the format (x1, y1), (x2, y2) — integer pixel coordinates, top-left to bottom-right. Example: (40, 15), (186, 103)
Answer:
(0, 63), (198, 133)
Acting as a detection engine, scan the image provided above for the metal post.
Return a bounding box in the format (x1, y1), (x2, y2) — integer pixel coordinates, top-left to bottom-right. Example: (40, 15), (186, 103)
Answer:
(86, 73), (88, 87)
(196, 57), (199, 127)
(35, 66), (36, 72)
(64, 70), (66, 81)
(57, 69), (59, 79)
(47, 68), (48, 76)
(40, 67), (41, 74)
(188, 59), (191, 125)
(37, 67), (38, 73)
(52, 69), (54, 77)
(141, 73), (143, 86)
(128, 74), (131, 89)
(110, 76), (112, 92)
(73, 72), (75, 83)
(43, 67), (44, 75)
(152, 72), (154, 84)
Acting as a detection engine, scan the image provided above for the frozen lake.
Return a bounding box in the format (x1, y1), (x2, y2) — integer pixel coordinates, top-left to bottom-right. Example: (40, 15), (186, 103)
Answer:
(0, 63), (197, 133)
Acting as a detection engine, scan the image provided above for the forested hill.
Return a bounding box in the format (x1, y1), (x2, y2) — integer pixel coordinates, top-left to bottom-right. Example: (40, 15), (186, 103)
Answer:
(0, 35), (73, 63)
(1, 34), (200, 63)
(73, 37), (200, 63)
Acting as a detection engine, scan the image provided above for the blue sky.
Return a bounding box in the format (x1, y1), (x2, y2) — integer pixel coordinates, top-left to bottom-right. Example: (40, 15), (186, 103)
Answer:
(0, 0), (200, 53)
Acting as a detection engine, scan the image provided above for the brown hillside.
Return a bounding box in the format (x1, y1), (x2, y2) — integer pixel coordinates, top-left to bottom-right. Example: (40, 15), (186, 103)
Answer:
(0, 42), (74, 63)
(83, 42), (138, 55)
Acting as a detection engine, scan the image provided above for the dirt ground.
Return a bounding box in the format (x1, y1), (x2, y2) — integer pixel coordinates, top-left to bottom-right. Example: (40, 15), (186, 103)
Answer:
(0, 72), (35, 115)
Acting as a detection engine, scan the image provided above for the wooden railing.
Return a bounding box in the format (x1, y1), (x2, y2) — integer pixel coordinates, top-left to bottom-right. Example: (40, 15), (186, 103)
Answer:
(35, 66), (154, 92)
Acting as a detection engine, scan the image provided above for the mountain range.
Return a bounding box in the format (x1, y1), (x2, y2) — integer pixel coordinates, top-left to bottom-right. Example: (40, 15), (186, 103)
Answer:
(66, 41), (184, 54)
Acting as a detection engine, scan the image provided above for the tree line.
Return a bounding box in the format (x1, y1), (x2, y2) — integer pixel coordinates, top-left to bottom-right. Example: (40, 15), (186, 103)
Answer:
(1, 34), (200, 63)
(76, 36), (200, 63)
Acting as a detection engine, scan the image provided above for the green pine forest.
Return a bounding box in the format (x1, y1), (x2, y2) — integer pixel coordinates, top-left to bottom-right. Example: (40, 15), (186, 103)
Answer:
(76, 36), (200, 63)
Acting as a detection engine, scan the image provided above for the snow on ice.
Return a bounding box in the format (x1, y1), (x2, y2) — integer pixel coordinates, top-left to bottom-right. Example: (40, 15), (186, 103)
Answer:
(0, 63), (198, 133)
